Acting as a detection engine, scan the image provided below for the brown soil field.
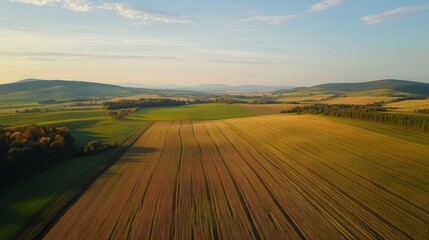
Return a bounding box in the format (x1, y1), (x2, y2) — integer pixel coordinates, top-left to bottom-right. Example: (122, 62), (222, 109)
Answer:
(44, 115), (429, 239)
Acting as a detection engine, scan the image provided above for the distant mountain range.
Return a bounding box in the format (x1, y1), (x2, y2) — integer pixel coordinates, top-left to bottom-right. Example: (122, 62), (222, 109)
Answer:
(117, 82), (292, 93)
(274, 79), (429, 96)
(1, 78), (427, 105)
(0, 79), (210, 105)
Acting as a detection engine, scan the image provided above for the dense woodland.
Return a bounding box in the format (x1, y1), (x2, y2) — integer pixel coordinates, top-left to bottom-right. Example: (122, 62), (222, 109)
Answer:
(283, 104), (429, 131)
(103, 98), (190, 110)
(0, 126), (114, 186)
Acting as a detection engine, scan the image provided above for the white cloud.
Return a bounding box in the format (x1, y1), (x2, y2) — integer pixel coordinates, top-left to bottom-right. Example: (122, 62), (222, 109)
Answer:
(0, 50), (182, 61)
(11, 0), (94, 12)
(362, 5), (429, 25)
(98, 3), (190, 24)
(308, 0), (344, 13)
(239, 15), (299, 24)
(10, 1), (190, 24)
(239, 0), (344, 24)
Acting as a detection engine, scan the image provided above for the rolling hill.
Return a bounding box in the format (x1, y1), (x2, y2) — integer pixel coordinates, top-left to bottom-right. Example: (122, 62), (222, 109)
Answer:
(274, 79), (429, 96)
(118, 82), (291, 92)
(0, 79), (210, 105)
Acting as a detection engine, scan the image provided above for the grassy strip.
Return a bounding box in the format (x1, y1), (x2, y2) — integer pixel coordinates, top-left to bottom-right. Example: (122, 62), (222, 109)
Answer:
(12, 122), (152, 240)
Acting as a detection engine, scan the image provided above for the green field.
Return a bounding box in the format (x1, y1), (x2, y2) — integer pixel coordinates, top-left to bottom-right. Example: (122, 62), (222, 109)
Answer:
(130, 103), (253, 121)
(0, 110), (147, 239)
(0, 114), (146, 239)
(0, 110), (106, 127)
(0, 150), (114, 240)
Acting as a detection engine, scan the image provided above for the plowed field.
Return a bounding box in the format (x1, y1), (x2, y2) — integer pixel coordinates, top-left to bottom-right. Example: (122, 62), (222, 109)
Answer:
(44, 115), (429, 239)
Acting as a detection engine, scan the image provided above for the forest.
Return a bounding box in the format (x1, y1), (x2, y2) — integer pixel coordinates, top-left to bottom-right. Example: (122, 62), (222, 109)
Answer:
(282, 104), (429, 131)
(103, 98), (191, 110)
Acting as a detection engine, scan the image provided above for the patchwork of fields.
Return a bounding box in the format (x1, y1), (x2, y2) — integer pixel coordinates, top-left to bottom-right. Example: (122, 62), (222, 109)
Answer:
(45, 115), (429, 239)
(385, 99), (429, 112)
(322, 96), (397, 105)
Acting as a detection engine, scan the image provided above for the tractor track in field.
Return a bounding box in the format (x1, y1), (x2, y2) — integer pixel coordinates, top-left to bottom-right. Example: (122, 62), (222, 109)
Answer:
(42, 115), (429, 240)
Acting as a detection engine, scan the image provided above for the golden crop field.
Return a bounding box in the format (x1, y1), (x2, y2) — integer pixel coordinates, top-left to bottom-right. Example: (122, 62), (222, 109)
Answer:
(323, 96), (397, 105)
(385, 99), (429, 112)
(278, 94), (333, 103)
(44, 115), (429, 239)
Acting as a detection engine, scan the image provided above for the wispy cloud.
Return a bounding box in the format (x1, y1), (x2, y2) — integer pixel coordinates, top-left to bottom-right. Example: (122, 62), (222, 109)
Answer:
(98, 3), (190, 24)
(0, 50), (182, 61)
(239, 0), (344, 24)
(362, 5), (429, 25)
(308, 0), (344, 13)
(207, 59), (270, 65)
(11, 0), (94, 12)
(238, 15), (300, 24)
(10, 0), (190, 24)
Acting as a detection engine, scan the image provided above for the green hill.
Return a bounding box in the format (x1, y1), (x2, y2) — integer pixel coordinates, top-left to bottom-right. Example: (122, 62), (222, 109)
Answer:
(0, 79), (210, 105)
(274, 79), (429, 96)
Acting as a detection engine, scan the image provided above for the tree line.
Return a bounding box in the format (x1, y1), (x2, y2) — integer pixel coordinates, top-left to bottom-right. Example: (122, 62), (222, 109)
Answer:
(107, 108), (138, 120)
(0, 126), (115, 187)
(103, 97), (285, 111)
(39, 97), (105, 104)
(415, 109), (429, 114)
(282, 104), (429, 132)
(103, 98), (191, 110)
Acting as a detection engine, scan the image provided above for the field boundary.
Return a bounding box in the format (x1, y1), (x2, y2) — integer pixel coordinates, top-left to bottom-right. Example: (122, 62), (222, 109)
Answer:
(12, 122), (154, 240)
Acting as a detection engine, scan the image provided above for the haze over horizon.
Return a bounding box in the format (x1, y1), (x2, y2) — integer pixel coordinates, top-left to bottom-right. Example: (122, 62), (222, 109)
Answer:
(1, 0), (428, 85)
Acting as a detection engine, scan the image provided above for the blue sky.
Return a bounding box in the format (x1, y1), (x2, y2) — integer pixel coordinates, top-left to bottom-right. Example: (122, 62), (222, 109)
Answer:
(0, 0), (428, 86)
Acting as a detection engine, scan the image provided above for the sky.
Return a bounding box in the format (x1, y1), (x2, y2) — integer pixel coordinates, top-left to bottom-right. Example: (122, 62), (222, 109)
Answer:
(0, 0), (428, 86)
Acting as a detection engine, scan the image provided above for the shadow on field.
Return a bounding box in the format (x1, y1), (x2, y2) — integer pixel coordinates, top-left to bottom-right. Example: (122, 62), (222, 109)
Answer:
(48, 119), (101, 129)
(48, 119), (110, 146)
(115, 147), (158, 164)
(0, 203), (27, 238)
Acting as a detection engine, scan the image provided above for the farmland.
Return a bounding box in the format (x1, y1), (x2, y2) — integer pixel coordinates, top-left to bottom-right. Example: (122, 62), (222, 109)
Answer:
(45, 115), (429, 239)
(322, 96), (397, 105)
(242, 103), (299, 115)
(277, 93), (333, 103)
(129, 103), (252, 121)
(0, 117), (146, 240)
(0, 103), (258, 239)
(385, 99), (429, 112)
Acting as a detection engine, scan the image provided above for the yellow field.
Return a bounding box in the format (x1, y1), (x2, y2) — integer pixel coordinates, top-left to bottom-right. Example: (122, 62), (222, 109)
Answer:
(241, 104), (299, 115)
(278, 94), (333, 103)
(385, 99), (429, 112)
(44, 115), (429, 239)
(323, 96), (397, 105)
